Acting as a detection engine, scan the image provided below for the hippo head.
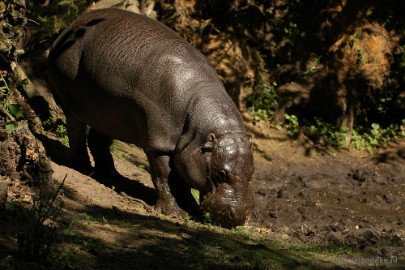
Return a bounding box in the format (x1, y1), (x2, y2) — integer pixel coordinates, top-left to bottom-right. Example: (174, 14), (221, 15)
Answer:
(175, 132), (254, 228)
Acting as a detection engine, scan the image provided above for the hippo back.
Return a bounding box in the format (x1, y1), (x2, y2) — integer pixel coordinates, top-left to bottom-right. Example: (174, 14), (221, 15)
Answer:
(48, 9), (240, 152)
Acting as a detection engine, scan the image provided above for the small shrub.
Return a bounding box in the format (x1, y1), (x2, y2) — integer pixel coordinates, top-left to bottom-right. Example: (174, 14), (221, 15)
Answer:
(42, 117), (69, 145)
(1, 75), (25, 132)
(15, 176), (66, 266)
(306, 118), (347, 148)
(284, 114), (300, 139)
(56, 124), (69, 145)
(351, 121), (405, 153)
(283, 115), (403, 152)
(246, 72), (278, 123)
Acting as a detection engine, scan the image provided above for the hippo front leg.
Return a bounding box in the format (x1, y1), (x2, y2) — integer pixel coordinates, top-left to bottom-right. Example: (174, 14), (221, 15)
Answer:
(146, 153), (200, 217)
(146, 153), (185, 216)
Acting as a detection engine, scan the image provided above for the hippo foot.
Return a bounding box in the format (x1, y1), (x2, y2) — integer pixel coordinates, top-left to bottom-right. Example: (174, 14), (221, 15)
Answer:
(154, 198), (187, 218)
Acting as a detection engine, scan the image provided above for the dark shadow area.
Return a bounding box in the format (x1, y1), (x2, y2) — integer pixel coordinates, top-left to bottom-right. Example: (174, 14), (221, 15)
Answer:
(91, 172), (156, 206)
(37, 134), (157, 206)
(36, 134), (71, 166)
(57, 193), (352, 270)
(373, 141), (405, 164)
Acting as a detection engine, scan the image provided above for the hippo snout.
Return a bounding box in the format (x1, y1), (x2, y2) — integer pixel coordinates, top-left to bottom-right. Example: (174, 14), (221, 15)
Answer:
(201, 183), (253, 228)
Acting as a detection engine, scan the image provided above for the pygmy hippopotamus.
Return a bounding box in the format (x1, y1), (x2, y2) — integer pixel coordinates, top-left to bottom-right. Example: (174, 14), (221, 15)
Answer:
(47, 8), (254, 228)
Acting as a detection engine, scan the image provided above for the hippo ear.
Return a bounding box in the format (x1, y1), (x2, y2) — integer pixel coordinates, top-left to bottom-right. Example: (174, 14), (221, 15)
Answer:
(203, 133), (217, 151)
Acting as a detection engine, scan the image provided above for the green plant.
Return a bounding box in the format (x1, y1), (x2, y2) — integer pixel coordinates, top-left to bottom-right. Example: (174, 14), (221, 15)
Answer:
(375, 88), (396, 115)
(41, 118), (69, 144)
(56, 124), (69, 145)
(284, 114), (300, 139)
(4, 104), (24, 132)
(351, 121), (405, 153)
(231, 226), (248, 235)
(0, 75), (25, 132)
(62, 216), (78, 236)
(307, 118), (347, 148)
(41, 116), (56, 131)
(246, 75), (278, 123)
(15, 176), (66, 266)
(55, 124), (67, 137)
(283, 22), (300, 46)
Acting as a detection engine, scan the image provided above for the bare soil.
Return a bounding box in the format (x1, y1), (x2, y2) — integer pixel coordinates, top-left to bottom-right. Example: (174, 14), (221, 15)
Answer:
(2, 118), (404, 269)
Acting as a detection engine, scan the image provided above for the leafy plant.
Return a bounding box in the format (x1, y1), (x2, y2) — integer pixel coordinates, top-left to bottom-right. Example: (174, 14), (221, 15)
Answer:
(56, 124), (69, 145)
(1, 73), (26, 132)
(282, 114), (403, 152)
(7, 104), (24, 119)
(284, 114), (300, 139)
(283, 22), (300, 47)
(41, 118), (69, 144)
(306, 118), (347, 148)
(351, 121), (405, 153)
(246, 75), (278, 123)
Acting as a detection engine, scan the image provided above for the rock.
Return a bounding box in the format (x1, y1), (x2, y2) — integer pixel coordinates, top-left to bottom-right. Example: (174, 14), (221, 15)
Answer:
(0, 121), (52, 185)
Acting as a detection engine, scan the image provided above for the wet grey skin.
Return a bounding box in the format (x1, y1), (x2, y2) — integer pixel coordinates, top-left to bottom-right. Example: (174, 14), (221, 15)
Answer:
(47, 8), (254, 228)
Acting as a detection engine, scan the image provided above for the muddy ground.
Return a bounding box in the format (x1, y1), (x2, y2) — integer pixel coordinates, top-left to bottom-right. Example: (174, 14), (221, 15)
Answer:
(248, 120), (405, 258)
(2, 115), (404, 269)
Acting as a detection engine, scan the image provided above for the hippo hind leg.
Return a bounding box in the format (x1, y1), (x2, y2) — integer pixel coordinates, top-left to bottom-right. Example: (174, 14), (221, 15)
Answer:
(66, 116), (92, 174)
(88, 127), (119, 177)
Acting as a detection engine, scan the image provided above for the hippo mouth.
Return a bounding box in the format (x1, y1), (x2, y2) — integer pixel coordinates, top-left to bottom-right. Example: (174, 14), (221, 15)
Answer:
(200, 183), (253, 228)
